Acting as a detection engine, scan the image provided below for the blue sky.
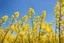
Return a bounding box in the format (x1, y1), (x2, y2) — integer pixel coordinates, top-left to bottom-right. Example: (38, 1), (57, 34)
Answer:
(0, 0), (59, 29)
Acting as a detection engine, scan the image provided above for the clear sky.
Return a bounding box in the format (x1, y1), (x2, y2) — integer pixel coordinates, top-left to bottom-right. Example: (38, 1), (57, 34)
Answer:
(0, 0), (59, 29)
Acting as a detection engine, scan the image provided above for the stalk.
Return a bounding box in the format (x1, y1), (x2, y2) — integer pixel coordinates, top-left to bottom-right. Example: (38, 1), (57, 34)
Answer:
(59, 1), (61, 43)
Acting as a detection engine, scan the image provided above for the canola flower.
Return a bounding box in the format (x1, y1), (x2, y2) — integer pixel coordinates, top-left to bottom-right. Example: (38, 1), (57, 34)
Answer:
(33, 23), (38, 31)
(54, 1), (64, 43)
(41, 23), (46, 30)
(14, 11), (19, 18)
(41, 10), (46, 19)
(19, 31), (25, 36)
(23, 24), (30, 30)
(28, 8), (35, 19)
(45, 26), (51, 33)
(36, 16), (41, 21)
(10, 25), (15, 30)
(22, 15), (28, 22)
(60, 20), (64, 24)
(2, 15), (8, 22)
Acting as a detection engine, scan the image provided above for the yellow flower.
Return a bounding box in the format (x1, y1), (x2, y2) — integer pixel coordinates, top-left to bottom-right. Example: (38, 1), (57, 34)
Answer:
(56, 2), (59, 7)
(60, 0), (64, 2)
(14, 11), (19, 18)
(40, 21), (48, 30)
(19, 31), (25, 36)
(36, 16), (41, 21)
(30, 35), (33, 39)
(33, 23), (38, 30)
(22, 15), (28, 22)
(55, 2), (60, 10)
(28, 8), (35, 19)
(45, 26), (51, 33)
(60, 0), (64, 3)
(8, 35), (16, 42)
(41, 24), (46, 30)
(29, 8), (35, 14)
(60, 20), (64, 24)
(23, 24), (29, 30)
(56, 14), (60, 18)
(41, 10), (46, 19)
(2, 15), (8, 21)
(61, 7), (64, 13)
(40, 36), (47, 41)
(4, 39), (9, 43)
(23, 36), (28, 40)
(10, 25), (15, 30)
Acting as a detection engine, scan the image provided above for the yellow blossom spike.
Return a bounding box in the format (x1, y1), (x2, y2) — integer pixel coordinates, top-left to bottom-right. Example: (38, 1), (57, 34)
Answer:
(2, 15), (8, 21)
(55, 2), (60, 11)
(14, 11), (19, 18)
(56, 2), (59, 7)
(23, 24), (30, 30)
(33, 23), (38, 30)
(28, 8), (35, 19)
(41, 23), (46, 30)
(41, 10), (46, 19)
(36, 16), (41, 21)
(29, 8), (35, 14)
(22, 15), (28, 22)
